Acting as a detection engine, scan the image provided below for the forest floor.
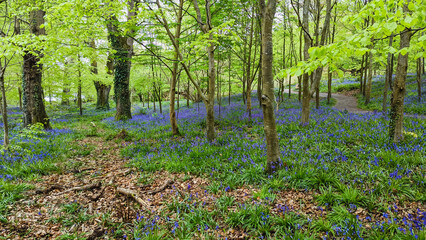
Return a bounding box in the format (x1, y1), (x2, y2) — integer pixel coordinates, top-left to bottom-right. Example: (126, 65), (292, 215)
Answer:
(1, 92), (425, 239)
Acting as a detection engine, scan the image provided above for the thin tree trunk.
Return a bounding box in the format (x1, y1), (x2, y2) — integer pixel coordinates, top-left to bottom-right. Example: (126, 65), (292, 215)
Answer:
(383, 34), (394, 113)
(417, 57), (422, 102)
(389, 3), (412, 143)
(18, 87), (22, 110)
(246, 8), (255, 119)
(363, 52), (368, 96)
(0, 71), (9, 148)
(365, 44), (373, 105)
(229, 54), (231, 105)
(259, 0), (280, 174)
(78, 66), (82, 116)
(169, 0), (183, 136)
(298, 25), (303, 102)
(360, 54), (365, 94)
(301, 0), (311, 125)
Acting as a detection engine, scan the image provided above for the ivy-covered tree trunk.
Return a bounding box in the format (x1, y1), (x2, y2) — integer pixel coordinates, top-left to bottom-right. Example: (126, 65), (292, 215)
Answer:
(22, 10), (51, 130)
(389, 4), (412, 142)
(107, 16), (133, 120)
(259, 0), (280, 174)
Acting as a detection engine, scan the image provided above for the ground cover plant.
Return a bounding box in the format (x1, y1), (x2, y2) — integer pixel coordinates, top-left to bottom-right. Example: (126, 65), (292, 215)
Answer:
(1, 0), (426, 239)
(357, 74), (426, 114)
(2, 91), (424, 239)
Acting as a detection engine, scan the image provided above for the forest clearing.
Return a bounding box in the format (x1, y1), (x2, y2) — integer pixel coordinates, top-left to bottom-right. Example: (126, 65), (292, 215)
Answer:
(0, 0), (425, 239)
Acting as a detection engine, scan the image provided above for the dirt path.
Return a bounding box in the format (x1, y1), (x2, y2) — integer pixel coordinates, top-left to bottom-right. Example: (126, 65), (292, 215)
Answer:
(284, 89), (425, 118)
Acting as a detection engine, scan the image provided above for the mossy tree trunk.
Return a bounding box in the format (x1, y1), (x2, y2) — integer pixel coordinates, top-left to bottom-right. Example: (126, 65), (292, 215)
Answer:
(22, 10), (51, 130)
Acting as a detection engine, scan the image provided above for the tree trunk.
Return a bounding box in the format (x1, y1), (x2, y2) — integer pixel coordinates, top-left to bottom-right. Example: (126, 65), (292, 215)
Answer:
(229, 54), (231, 105)
(92, 42), (111, 110)
(363, 52), (368, 96)
(383, 34), (394, 113)
(0, 72), (9, 148)
(365, 44), (373, 105)
(417, 57), (422, 102)
(301, 0), (311, 125)
(22, 10), (50, 130)
(389, 4), (412, 142)
(360, 54), (365, 94)
(18, 87), (22, 110)
(259, 0), (280, 174)
(106, 1), (135, 121)
(169, 0), (183, 135)
(78, 67), (82, 116)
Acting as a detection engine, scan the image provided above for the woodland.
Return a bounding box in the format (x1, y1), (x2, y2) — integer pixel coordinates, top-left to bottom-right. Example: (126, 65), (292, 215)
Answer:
(0, 0), (425, 239)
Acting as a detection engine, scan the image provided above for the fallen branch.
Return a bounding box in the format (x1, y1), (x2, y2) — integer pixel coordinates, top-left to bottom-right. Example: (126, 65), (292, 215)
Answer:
(34, 184), (64, 195)
(54, 182), (101, 196)
(146, 179), (174, 195)
(117, 187), (150, 209)
(70, 167), (96, 174)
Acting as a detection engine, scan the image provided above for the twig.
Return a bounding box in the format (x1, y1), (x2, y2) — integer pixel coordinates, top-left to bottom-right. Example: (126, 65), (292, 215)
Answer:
(146, 179), (174, 195)
(117, 187), (150, 209)
(70, 167), (96, 174)
(34, 184), (64, 195)
(54, 182), (101, 196)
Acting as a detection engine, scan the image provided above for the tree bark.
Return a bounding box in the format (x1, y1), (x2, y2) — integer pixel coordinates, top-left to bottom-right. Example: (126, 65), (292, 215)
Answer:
(18, 87), (22, 110)
(389, 3), (412, 143)
(0, 71), (9, 148)
(364, 46), (373, 105)
(92, 41), (111, 110)
(383, 34), (394, 113)
(417, 57), (422, 102)
(106, 1), (135, 121)
(246, 7), (255, 119)
(22, 10), (51, 130)
(259, 0), (280, 174)
(169, 0), (183, 136)
(301, 0), (311, 125)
